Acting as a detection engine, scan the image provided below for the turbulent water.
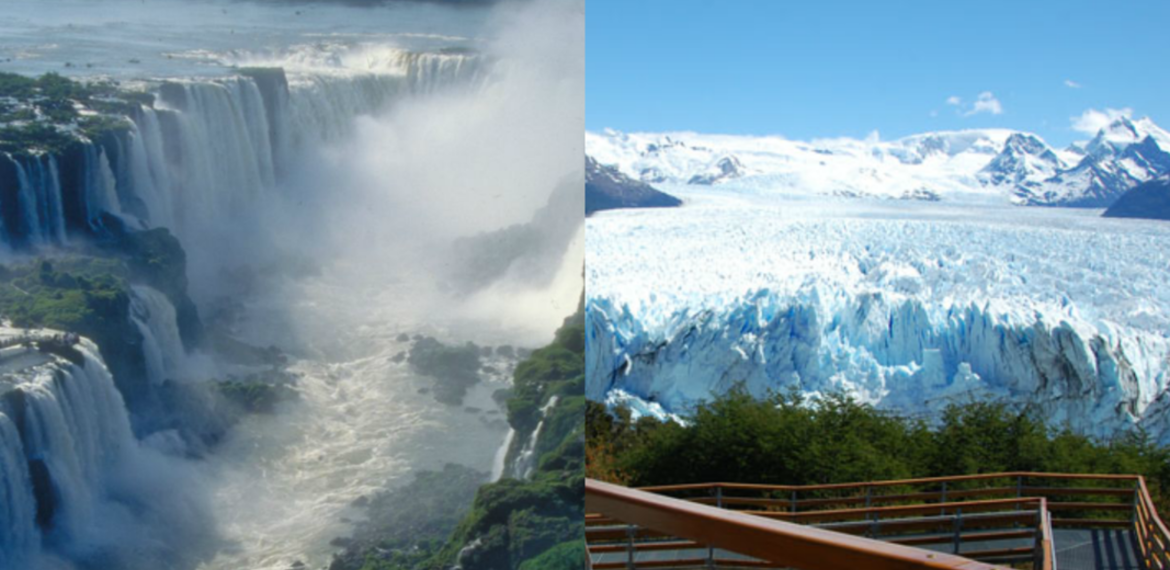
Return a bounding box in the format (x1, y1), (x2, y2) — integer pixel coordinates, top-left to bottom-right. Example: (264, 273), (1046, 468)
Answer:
(0, 0), (584, 568)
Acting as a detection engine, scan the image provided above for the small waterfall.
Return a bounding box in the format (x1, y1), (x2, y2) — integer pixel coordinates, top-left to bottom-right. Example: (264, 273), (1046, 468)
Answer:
(0, 339), (137, 564)
(510, 395), (558, 480)
(129, 286), (188, 385)
(489, 427), (515, 482)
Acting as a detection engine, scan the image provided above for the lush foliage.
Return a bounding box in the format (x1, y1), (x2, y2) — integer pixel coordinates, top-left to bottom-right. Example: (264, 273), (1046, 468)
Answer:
(586, 387), (1170, 510)
(0, 72), (147, 154)
(0, 258), (130, 334)
(431, 305), (585, 570)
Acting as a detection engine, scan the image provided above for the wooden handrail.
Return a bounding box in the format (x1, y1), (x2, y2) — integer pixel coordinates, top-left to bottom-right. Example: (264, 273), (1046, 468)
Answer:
(590, 472), (1170, 570)
(1037, 498), (1054, 570)
(639, 471), (1140, 494)
(586, 478), (1007, 570)
(1134, 476), (1170, 568)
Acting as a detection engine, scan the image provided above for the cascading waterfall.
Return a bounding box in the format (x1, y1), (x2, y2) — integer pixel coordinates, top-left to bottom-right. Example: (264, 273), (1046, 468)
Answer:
(0, 339), (137, 566)
(510, 395), (558, 480)
(129, 285), (188, 385)
(0, 49), (484, 249)
(0, 414), (36, 570)
(489, 427), (515, 482)
(7, 154), (66, 247)
(0, 44), (495, 569)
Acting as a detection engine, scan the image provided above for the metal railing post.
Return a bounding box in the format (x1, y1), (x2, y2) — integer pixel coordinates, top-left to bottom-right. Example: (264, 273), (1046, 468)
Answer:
(940, 481), (947, 503)
(790, 490), (797, 513)
(1016, 475), (1023, 498)
(708, 486), (721, 570)
(626, 524), (636, 570)
(865, 485), (873, 509)
(869, 505), (881, 540)
(952, 507), (963, 554)
(1033, 508), (1043, 570)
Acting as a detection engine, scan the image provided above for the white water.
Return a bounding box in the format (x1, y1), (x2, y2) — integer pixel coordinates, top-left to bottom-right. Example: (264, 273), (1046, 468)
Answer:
(9, 155), (66, 247)
(0, 335), (212, 570)
(490, 427), (516, 482)
(511, 395), (559, 480)
(0, 3), (582, 569)
(196, 255), (567, 570)
(1, 40), (484, 252)
(129, 285), (189, 386)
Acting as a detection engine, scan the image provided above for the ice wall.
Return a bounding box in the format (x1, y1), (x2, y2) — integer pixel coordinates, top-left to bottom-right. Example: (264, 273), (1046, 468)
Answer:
(587, 290), (1170, 441)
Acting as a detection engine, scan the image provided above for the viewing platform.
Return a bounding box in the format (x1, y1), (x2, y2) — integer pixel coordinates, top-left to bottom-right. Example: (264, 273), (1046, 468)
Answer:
(587, 472), (1166, 570)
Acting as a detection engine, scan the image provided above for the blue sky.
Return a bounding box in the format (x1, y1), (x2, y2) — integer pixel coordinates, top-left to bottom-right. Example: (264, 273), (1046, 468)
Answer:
(587, 0), (1170, 147)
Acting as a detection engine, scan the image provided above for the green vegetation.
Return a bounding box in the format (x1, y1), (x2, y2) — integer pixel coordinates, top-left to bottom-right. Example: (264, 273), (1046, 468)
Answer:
(0, 72), (149, 155)
(429, 305), (585, 570)
(586, 386), (1170, 511)
(0, 225), (202, 414)
(332, 305), (585, 570)
(517, 541), (585, 570)
(0, 122), (79, 155)
(0, 258), (130, 334)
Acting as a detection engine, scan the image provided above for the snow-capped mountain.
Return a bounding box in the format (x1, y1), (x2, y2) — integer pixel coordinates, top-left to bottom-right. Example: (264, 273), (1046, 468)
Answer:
(1014, 117), (1170, 207)
(586, 116), (1170, 208)
(978, 133), (1066, 192)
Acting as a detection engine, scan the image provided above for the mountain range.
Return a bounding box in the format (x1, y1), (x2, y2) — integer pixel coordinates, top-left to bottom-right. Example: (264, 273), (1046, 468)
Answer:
(586, 116), (1170, 208)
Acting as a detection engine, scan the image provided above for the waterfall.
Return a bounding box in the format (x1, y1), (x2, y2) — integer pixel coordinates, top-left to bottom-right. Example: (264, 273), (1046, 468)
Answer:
(0, 339), (137, 565)
(0, 413), (36, 569)
(489, 427), (515, 482)
(510, 395), (558, 480)
(0, 49), (484, 250)
(129, 286), (188, 385)
(4, 154), (67, 248)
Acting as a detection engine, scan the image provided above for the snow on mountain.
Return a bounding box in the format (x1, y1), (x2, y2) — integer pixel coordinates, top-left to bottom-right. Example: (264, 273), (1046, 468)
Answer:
(1025, 117), (1170, 207)
(586, 193), (1170, 442)
(586, 117), (1170, 207)
(978, 133), (1067, 192)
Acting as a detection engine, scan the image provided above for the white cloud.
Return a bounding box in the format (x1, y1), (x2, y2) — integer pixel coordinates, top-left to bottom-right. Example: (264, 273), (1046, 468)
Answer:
(946, 95), (962, 106)
(965, 91), (1003, 116)
(1071, 107), (1133, 135)
(1064, 79), (1082, 89)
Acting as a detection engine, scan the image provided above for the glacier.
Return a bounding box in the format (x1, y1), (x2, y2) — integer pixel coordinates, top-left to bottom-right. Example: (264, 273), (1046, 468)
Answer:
(586, 189), (1170, 441)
